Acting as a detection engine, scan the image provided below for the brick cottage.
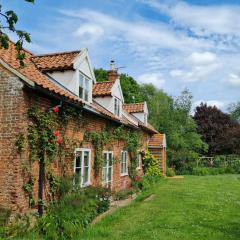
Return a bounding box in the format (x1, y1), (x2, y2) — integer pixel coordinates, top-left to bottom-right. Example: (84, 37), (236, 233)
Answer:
(0, 41), (166, 215)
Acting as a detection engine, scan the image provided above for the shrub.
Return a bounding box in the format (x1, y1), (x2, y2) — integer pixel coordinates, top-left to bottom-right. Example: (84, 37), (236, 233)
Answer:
(166, 168), (176, 177)
(143, 150), (162, 178)
(38, 187), (111, 240)
(138, 175), (161, 191)
(113, 189), (134, 201)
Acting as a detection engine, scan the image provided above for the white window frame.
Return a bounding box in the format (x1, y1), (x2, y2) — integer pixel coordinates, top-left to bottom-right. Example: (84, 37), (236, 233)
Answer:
(114, 97), (121, 116)
(120, 151), (128, 176)
(137, 152), (142, 170)
(79, 72), (91, 102)
(74, 148), (91, 187)
(102, 151), (113, 186)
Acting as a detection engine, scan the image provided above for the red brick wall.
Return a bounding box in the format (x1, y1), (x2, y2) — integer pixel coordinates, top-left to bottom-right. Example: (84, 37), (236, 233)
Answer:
(0, 65), (151, 214)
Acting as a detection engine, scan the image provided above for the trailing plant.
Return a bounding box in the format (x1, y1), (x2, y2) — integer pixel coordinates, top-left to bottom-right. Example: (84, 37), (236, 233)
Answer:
(46, 172), (61, 201)
(15, 133), (25, 153)
(23, 175), (35, 208)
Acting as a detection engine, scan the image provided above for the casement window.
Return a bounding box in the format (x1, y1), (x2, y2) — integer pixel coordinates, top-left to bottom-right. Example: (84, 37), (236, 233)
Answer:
(114, 97), (121, 116)
(74, 148), (91, 187)
(137, 152), (142, 169)
(102, 151), (113, 185)
(79, 73), (90, 102)
(121, 151), (128, 176)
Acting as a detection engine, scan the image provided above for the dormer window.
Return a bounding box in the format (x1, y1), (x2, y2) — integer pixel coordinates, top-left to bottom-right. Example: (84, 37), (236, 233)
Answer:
(114, 97), (121, 116)
(79, 72), (90, 101)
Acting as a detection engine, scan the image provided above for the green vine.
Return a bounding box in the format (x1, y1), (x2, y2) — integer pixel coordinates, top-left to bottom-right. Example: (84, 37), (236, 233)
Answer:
(23, 175), (35, 208)
(85, 125), (142, 178)
(15, 133), (25, 153)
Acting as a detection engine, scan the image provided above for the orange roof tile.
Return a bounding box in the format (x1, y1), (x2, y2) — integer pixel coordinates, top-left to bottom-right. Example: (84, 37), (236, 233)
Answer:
(32, 50), (80, 71)
(149, 133), (165, 147)
(0, 41), (83, 104)
(123, 103), (144, 113)
(92, 81), (114, 97)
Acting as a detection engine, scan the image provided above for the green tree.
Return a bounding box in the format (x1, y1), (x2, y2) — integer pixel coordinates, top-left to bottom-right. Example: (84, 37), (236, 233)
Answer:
(0, 0), (34, 65)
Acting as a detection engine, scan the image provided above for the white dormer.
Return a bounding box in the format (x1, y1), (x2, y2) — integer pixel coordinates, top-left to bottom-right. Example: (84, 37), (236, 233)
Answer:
(123, 101), (149, 125)
(93, 78), (124, 117)
(40, 48), (96, 103)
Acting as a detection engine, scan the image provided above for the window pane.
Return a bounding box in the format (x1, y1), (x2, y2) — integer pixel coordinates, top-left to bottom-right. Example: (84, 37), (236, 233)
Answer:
(85, 78), (89, 91)
(84, 151), (89, 166)
(103, 153), (108, 166)
(84, 91), (89, 101)
(79, 87), (83, 98)
(79, 74), (84, 87)
(75, 154), (82, 168)
(75, 168), (81, 185)
(108, 167), (112, 181)
(83, 167), (89, 184)
(109, 153), (113, 166)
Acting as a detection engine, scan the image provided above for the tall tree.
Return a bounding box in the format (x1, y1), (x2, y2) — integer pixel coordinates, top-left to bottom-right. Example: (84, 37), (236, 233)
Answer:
(0, 0), (34, 65)
(193, 103), (238, 155)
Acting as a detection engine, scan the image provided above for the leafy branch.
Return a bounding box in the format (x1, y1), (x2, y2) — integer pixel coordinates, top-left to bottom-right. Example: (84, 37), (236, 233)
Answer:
(0, 0), (34, 66)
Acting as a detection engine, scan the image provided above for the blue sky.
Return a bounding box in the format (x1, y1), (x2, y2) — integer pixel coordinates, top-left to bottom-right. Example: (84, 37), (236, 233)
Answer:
(3, 0), (240, 111)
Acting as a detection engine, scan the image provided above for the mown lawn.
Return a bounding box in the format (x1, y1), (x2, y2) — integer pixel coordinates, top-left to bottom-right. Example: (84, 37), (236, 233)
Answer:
(80, 175), (240, 240)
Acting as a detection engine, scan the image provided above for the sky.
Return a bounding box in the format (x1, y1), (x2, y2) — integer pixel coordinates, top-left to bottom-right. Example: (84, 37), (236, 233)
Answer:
(2, 0), (240, 112)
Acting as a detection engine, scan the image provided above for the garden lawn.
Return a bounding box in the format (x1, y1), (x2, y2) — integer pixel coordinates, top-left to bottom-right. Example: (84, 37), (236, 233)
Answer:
(80, 175), (240, 240)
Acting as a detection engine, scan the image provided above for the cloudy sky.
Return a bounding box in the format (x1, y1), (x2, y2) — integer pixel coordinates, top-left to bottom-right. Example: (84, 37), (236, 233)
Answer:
(3, 0), (240, 111)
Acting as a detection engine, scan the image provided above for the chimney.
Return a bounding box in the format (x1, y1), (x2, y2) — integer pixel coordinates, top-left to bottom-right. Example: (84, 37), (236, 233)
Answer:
(107, 60), (119, 82)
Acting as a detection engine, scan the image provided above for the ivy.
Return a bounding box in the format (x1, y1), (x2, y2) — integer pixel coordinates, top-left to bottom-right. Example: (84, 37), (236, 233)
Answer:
(85, 126), (142, 179)
(23, 175), (35, 208)
(15, 133), (25, 153)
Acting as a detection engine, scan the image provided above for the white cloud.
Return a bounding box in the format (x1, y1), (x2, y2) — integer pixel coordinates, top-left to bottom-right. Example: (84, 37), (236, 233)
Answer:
(141, 0), (240, 38)
(73, 23), (104, 44)
(170, 51), (219, 82)
(227, 73), (240, 87)
(137, 73), (165, 88)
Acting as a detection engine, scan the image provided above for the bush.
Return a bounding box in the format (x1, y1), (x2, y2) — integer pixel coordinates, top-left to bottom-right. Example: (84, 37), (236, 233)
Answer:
(143, 150), (162, 177)
(166, 168), (176, 177)
(190, 167), (234, 176)
(138, 175), (161, 191)
(113, 189), (134, 201)
(38, 187), (111, 240)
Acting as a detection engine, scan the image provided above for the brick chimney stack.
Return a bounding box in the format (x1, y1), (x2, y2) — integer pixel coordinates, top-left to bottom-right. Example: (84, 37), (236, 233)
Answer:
(107, 60), (119, 82)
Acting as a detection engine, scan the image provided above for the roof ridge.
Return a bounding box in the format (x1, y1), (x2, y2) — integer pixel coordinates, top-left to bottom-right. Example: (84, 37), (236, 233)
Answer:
(124, 102), (144, 105)
(94, 80), (115, 84)
(33, 50), (81, 58)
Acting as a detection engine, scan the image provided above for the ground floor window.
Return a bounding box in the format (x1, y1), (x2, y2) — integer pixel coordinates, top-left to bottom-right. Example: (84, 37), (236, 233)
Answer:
(102, 151), (113, 185)
(74, 148), (91, 187)
(137, 152), (142, 169)
(121, 151), (128, 176)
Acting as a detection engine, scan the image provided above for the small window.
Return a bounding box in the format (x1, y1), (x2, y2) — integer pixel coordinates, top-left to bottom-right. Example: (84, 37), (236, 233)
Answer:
(137, 152), (142, 169)
(121, 151), (128, 176)
(74, 149), (91, 187)
(114, 98), (120, 116)
(102, 151), (113, 186)
(79, 73), (91, 102)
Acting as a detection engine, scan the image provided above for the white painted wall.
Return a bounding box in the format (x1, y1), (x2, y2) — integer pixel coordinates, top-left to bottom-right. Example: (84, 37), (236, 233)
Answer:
(132, 102), (149, 124)
(48, 70), (78, 95)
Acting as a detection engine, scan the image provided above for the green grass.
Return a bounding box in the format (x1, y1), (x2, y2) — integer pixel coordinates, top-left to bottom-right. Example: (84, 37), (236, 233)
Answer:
(79, 175), (240, 240)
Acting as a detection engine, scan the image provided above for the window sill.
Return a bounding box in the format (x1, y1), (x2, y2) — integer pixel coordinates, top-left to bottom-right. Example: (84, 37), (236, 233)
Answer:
(120, 173), (128, 177)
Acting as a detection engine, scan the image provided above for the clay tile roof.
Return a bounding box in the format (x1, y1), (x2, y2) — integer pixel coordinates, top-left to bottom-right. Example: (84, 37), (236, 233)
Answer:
(123, 103), (144, 113)
(0, 41), (83, 104)
(31, 50), (80, 71)
(149, 133), (165, 148)
(92, 81), (115, 97)
(138, 122), (158, 134)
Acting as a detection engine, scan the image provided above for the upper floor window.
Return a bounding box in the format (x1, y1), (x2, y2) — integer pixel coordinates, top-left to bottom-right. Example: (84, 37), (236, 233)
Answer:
(79, 73), (90, 101)
(114, 97), (121, 116)
(74, 148), (91, 187)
